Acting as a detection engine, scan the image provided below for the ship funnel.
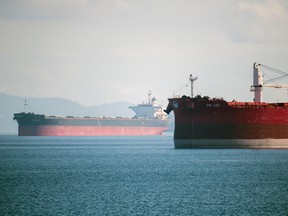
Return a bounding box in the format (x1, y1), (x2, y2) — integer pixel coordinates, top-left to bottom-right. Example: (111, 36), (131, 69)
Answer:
(151, 97), (157, 106)
(251, 63), (263, 102)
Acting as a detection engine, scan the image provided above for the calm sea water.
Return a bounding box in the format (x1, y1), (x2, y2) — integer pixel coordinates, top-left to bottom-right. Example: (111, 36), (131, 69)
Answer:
(0, 135), (287, 216)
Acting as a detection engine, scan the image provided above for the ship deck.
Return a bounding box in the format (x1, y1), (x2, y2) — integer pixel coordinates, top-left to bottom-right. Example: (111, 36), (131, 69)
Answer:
(228, 102), (288, 109)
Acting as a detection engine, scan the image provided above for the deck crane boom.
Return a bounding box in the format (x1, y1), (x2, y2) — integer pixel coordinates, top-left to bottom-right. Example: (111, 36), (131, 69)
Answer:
(251, 63), (288, 102)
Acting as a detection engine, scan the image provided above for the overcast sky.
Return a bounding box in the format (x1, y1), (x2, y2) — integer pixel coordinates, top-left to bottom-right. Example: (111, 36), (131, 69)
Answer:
(1, 0), (288, 106)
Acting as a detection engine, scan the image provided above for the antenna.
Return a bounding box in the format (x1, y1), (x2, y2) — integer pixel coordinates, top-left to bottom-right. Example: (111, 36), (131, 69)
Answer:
(189, 74), (198, 98)
(24, 99), (28, 113)
(148, 90), (152, 104)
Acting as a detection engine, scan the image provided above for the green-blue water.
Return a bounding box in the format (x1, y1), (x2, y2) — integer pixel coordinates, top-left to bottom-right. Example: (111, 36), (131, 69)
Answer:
(0, 135), (287, 215)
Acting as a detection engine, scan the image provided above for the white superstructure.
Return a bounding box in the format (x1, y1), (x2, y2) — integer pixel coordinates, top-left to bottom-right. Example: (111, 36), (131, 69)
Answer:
(129, 92), (167, 119)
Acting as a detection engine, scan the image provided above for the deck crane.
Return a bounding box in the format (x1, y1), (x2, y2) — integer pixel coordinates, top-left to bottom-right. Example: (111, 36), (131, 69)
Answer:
(251, 63), (288, 102)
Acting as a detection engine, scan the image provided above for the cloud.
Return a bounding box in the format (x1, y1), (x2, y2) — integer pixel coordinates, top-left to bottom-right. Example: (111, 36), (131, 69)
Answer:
(222, 0), (288, 43)
(238, 0), (287, 21)
(1, 0), (288, 105)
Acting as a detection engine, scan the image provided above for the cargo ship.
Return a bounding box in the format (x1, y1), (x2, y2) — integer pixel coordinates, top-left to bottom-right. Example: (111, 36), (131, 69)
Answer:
(13, 92), (169, 136)
(165, 63), (288, 148)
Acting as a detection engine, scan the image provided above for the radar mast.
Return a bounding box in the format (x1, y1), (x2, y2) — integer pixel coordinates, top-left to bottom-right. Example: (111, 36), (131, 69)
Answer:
(148, 90), (152, 104)
(24, 100), (28, 113)
(189, 74), (198, 98)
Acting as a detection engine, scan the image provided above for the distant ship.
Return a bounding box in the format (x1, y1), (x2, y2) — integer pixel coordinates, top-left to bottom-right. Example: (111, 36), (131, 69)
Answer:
(165, 63), (288, 148)
(13, 92), (169, 136)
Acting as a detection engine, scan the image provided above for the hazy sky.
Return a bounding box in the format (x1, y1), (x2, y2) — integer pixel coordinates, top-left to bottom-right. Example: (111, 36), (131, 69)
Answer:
(1, 0), (288, 106)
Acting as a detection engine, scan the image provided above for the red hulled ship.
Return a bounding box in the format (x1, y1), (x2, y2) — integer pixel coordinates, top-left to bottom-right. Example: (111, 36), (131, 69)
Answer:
(165, 63), (288, 148)
(14, 92), (169, 136)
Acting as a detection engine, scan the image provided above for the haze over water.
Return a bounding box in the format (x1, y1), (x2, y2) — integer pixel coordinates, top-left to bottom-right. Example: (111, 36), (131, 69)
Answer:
(0, 135), (287, 215)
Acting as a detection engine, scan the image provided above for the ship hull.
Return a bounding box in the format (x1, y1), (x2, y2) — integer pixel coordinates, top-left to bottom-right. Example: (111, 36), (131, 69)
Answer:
(18, 125), (167, 136)
(14, 113), (168, 136)
(166, 97), (288, 149)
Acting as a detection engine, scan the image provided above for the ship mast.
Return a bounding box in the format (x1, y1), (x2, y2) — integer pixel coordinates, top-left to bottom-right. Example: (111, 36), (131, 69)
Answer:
(251, 63), (263, 102)
(24, 99), (28, 113)
(189, 74), (198, 98)
(148, 90), (152, 104)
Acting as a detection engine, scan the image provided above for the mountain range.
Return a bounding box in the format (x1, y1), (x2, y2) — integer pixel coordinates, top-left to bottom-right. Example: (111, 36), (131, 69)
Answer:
(0, 93), (134, 135)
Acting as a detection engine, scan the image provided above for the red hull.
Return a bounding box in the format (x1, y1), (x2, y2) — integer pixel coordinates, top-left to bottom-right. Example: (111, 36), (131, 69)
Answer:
(166, 96), (288, 148)
(18, 125), (167, 136)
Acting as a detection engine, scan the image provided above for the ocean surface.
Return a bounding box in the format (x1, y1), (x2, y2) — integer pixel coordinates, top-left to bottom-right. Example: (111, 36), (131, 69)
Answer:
(0, 135), (287, 216)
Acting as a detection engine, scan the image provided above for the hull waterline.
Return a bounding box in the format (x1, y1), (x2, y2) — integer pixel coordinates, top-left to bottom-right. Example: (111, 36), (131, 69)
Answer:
(18, 125), (167, 136)
(175, 139), (288, 149)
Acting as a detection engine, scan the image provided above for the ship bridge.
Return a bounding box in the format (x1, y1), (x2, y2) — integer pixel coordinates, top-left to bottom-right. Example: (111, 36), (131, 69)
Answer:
(129, 93), (167, 119)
